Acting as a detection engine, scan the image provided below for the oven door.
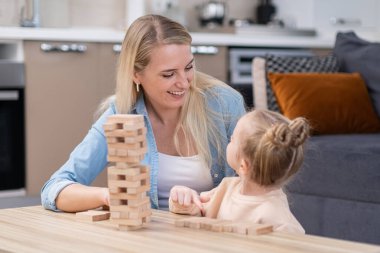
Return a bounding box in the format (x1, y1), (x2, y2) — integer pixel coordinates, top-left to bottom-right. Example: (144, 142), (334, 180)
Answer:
(0, 88), (25, 191)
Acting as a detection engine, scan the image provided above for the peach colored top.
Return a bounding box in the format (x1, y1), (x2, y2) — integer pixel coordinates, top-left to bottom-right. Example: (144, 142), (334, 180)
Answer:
(170, 177), (305, 234)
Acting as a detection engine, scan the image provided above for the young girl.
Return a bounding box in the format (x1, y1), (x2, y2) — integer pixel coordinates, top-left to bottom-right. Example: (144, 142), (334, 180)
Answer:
(169, 109), (309, 234)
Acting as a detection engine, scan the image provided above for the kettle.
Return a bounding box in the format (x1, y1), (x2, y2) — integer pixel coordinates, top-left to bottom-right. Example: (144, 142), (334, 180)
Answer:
(197, 1), (226, 27)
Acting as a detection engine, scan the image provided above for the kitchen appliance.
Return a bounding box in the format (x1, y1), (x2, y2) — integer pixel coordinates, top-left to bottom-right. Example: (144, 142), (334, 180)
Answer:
(0, 43), (25, 194)
(196, 1), (226, 27)
(229, 47), (314, 108)
(256, 0), (276, 25)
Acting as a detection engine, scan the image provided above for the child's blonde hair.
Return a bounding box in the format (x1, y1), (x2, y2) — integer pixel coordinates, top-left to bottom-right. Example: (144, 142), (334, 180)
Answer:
(241, 109), (310, 186)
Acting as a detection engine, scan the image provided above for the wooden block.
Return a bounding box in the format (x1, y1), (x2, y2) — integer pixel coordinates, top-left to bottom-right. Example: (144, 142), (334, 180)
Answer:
(122, 122), (145, 131)
(104, 127), (146, 137)
(178, 217), (205, 229)
(107, 114), (144, 124)
(128, 209), (152, 219)
(103, 123), (117, 131)
(210, 220), (234, 232)
(126, 185), (150, 194)
(227, 222), (273, 235)
(109, 196), (149, 208)
(107, 155), (143, 163)
(76, 210), (110, 222)
(108, 147), (117, 156)
(108, 179), (142, 188)
(109, 165), (143, 174)
(122, 135), (146, 143)
(109, 202), (149, 213)
(174, 219), (186, 227)
(107, 137), (118, 144)
(127, 196), (150, 207)
(116, 149), (128, 156)
(109, 192), (147, 200)
(199, 218), (221, 230)
(246, 223), (273, 235)
(127, 146), (148, 156)
(112, 208), (152, 220)
(108, 141), (147, 150)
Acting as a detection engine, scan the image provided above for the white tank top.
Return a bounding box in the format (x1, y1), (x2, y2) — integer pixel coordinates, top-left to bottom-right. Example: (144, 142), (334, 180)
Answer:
(157, 152), (214, 210)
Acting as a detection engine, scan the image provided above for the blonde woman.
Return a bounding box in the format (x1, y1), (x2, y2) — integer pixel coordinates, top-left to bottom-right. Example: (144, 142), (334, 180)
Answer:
(170, 109), (309, 233)
(41, 15), (246, 212)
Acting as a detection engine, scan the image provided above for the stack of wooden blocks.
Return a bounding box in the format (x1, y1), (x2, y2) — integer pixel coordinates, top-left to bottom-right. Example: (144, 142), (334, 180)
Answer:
(103, 114), (151, 230)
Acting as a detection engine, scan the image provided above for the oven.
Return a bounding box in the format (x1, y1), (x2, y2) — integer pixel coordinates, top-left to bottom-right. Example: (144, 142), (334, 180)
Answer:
(0, 61), (25, 193)
(229, 47), (314, 108)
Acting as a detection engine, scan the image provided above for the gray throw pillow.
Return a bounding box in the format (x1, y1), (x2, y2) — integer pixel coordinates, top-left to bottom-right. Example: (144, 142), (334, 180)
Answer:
(333, 31), (380, 117)
(265, 54), (339, 112)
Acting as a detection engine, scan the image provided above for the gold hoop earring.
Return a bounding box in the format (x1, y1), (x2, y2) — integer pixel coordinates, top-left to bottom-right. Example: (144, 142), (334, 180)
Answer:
(136, 83), (140, 92)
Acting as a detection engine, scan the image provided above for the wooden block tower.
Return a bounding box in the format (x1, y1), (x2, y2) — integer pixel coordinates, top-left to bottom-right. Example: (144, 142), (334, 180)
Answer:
(103, 114), (151, 230)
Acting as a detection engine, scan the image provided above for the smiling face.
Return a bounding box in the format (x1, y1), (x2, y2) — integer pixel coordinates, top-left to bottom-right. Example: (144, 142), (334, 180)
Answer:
(134, 43), (194, 112)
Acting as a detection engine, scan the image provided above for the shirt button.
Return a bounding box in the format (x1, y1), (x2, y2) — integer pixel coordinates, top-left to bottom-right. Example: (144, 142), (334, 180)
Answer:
(214, 174), (218, 178)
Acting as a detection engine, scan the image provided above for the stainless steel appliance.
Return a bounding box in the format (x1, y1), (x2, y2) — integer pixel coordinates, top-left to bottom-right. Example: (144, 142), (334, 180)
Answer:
(0, 60), (25, 192)
(229, 47), (314, 107)
(196, 1), (226, 27)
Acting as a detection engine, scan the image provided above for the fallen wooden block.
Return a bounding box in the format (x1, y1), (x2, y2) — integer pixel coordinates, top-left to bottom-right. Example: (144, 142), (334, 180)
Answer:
(76, 210), (110, 222)
(174, 216), (273, 235)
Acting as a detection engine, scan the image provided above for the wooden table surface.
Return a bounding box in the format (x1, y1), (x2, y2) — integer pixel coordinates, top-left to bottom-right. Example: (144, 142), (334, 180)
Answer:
(0, 206), (379, 253)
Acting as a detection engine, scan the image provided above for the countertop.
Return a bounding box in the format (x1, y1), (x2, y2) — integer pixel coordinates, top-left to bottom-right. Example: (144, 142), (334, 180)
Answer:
(0, 206), (379, 253)
(2, 26), (376, 49)
(1, 26), (379, 49)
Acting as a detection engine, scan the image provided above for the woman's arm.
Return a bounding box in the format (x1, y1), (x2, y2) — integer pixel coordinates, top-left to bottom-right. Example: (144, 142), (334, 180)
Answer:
(41, 106), (114, 212)
(56, 184), (109, 212)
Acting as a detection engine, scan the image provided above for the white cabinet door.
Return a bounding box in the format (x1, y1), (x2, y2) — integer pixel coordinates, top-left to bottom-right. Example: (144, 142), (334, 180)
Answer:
(314, 0), (378, 30)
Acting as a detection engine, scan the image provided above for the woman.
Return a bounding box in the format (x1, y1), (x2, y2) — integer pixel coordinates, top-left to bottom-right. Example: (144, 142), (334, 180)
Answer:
(41, 14), (246, 212)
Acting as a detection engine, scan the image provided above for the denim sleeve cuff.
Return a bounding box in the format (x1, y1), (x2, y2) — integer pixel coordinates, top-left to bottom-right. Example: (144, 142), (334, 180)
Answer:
(41, 180), (77, 212)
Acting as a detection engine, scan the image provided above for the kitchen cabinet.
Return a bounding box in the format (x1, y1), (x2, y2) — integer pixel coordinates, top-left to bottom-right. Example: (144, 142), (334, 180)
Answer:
(192, 45), (228, 83)
(314, 0), (378, 30)
(24, 41), (117, 195)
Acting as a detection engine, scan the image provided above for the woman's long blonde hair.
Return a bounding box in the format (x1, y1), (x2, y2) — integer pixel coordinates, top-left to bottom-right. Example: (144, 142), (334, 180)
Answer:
(241, 109), (310, 186)
(99, 14), (230, 168)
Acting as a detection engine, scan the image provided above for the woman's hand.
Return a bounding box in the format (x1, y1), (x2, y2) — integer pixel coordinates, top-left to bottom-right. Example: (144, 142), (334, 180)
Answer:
(169, 185), (203, 212)
(101, 187), (110, 207)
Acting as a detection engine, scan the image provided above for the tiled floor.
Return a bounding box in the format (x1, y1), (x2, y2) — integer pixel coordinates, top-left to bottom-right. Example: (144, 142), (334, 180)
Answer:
(0, 196), (41, 209)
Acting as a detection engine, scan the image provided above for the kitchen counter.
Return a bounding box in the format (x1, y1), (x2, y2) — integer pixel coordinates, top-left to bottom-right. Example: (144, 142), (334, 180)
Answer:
(2, 26), (379, 48)
(0, 206), (379, 253)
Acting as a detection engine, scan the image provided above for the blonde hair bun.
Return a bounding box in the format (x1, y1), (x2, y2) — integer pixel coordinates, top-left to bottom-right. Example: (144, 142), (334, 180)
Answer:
(265, 117), (309, 148)
(289, 117), (310, 147)
(266, 123), (293, 147)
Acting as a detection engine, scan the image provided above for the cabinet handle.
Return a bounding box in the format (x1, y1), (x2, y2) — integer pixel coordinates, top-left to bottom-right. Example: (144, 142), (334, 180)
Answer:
(40, 43), (87, 53)
(191, 46), (218, 55)
(329, 17), (362, 26)
(0, 90), (19, 101)
(113, 44), (122, 53)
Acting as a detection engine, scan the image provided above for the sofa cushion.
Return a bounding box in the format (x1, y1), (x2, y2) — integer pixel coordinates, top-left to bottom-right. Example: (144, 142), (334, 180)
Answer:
(286, 134), (380, 205)
(333, 31), (380, 117)
(268, 72), (380, 134)
(264, 54), (339, 112)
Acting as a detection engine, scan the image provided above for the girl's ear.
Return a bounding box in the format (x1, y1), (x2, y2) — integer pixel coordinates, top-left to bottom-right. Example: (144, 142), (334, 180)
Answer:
(239, 159), (250, 176)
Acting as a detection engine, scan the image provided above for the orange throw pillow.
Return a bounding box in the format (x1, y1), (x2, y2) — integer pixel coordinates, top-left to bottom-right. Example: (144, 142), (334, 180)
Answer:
(268, 72), (380, 134)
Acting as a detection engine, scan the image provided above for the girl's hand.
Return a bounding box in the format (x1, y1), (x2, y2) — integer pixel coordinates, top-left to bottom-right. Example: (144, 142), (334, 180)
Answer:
(169, 185), (203, 211)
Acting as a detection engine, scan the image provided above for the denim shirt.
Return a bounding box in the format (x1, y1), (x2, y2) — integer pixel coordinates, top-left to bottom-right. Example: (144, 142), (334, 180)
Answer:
(41, 85), (246, 211)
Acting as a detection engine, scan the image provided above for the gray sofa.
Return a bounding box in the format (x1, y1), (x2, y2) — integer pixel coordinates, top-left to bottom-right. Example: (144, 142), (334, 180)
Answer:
(286, 134), (380, 245)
